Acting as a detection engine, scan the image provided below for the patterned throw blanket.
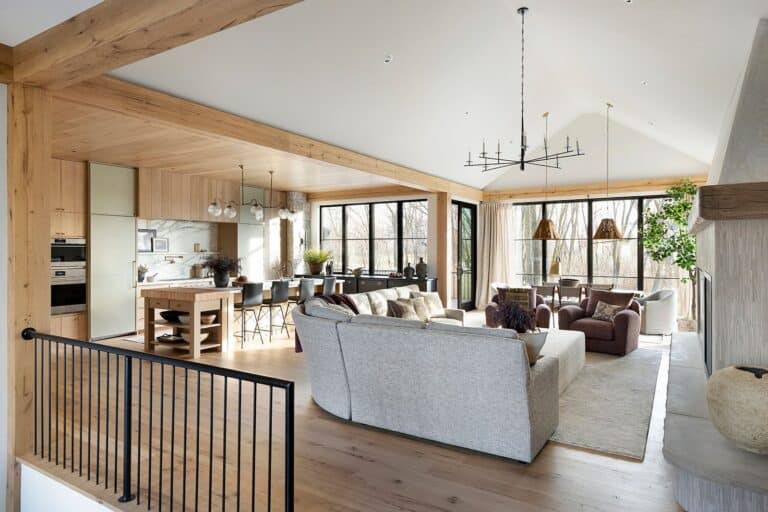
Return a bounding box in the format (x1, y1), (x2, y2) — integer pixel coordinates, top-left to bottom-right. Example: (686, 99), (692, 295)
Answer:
(294, 294), (359, 352)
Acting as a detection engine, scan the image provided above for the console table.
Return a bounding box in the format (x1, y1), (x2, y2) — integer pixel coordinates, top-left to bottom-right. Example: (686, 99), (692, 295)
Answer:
(664, 333), (768, 511)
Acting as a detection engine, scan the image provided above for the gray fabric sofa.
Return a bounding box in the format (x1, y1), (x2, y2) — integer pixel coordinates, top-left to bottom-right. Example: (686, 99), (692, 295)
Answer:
(293, 306), (560, 463)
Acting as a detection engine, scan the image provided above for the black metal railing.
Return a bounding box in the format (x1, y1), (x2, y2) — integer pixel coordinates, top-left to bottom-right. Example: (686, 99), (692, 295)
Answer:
(22, 327), (294, 511)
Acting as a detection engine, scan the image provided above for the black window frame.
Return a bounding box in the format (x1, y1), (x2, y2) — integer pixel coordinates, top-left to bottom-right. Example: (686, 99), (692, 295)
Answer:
(319, 199), (428, 275)
(514, 194), (672, 290)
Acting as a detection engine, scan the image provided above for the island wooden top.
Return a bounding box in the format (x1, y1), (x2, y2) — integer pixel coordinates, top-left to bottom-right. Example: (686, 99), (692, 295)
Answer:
(140, 287), (235, 301)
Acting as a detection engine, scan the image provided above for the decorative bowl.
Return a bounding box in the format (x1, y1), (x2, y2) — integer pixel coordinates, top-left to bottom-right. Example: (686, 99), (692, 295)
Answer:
(201, 313), (217, 324)
(178, 314), (190, 324)
(160, 310), (181, 323)
(707, 365), (768, 454)
(181, 332), (209, 344)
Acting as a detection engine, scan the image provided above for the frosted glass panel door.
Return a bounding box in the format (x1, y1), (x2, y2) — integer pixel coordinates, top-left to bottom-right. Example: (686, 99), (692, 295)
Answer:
(89, 215), (136, 339)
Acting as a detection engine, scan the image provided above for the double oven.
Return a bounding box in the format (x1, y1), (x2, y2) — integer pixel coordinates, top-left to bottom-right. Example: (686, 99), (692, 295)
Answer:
(51, 238), (87, 315)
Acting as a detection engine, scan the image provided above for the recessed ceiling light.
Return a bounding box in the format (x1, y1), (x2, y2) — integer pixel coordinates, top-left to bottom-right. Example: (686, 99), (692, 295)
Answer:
(625, 0), (633, 4)
(383, 54), (394, 64)
(641, 80), (648, 86)
(649, 121), (655, 126)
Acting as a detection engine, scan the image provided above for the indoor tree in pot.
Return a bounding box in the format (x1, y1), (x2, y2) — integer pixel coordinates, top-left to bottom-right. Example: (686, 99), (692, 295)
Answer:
(304, 248), (332, 275)
(203, 255), (241, 288)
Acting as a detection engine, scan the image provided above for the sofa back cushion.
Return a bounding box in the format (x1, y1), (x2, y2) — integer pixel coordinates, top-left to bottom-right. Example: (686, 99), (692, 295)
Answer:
(585, 289), (634, 316)
(367, 288), (399, 316)
(351, 314), (426, 329)
(348, 293), (372, 315)
(305, 298), (355, 322)
(394, 285), (419, 299)
(410, 291), (444, 317)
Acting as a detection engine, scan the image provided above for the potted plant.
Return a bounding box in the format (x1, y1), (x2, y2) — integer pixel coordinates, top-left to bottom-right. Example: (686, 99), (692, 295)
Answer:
(304, 248), (332, 275)
(137, 264), (149, 283)
(494, 301), (547, 364)
(203, 255), (241, 288)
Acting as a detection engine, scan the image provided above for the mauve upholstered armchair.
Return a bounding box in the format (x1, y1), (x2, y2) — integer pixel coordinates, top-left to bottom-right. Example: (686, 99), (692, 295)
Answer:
(557, 290), (640, 356)
(485, 287), (552, 329)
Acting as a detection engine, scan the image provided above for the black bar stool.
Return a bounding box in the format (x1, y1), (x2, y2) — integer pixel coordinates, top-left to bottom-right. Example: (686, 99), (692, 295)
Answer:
(234, 282), (264, 347)
(259, 280), (290, 342)
(322, 276), (337, 296)
(286, 278), (316, 327)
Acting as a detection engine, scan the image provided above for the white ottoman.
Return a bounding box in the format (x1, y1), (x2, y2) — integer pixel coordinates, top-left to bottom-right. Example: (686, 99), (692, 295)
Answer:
(540, 329), (585, 394)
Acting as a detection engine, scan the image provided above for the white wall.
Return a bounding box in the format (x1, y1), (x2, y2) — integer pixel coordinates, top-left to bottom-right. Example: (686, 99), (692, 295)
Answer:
(0, 83), (8, 511)
(21, 464), (111, 512)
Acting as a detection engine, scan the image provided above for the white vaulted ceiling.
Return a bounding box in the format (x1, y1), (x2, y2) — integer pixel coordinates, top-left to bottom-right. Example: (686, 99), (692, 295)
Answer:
(3, 0), (767, 190)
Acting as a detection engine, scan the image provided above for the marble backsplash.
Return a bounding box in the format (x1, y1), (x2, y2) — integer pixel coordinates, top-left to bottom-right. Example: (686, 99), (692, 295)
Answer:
(137, 219), (219, 281)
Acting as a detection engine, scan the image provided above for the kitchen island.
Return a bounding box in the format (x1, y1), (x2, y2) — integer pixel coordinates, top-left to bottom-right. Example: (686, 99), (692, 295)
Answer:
(141, 287), (235, 358)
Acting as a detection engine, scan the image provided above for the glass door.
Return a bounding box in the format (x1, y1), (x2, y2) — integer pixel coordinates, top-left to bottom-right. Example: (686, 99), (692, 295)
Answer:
(452, 201), (477, 310)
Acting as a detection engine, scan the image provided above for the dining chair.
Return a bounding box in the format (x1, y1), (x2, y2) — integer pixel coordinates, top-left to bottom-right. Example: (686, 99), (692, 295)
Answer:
(558, 278), (583, 308)
(234, 282), (264, 347)
(259, 280), (290, 342)
(587, 283), (614, 295)
(538, 282), (557, 309)
(322, 276), (337, 296)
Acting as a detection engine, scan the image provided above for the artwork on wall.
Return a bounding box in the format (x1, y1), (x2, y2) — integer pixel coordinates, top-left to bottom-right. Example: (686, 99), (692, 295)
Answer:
(152, 237), (169, 253)
(137, 229), (156, 253)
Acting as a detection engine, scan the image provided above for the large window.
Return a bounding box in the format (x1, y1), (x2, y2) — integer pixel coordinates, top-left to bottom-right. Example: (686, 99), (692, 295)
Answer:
(513, 195), (691, 316)
(320, 200), (428, 274)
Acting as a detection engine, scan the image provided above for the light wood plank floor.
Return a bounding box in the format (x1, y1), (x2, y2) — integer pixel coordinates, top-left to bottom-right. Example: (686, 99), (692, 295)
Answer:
(22, 311), (682, 511)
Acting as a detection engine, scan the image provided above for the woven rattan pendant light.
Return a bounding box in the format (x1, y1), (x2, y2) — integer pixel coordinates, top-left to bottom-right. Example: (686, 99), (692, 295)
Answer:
(593, 103), (623, 240)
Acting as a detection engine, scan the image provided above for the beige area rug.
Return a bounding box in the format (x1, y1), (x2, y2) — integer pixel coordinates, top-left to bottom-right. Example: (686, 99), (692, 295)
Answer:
(550, 348), (662, 460)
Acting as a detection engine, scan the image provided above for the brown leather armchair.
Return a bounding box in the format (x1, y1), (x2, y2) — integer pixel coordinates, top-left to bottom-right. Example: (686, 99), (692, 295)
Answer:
(558, 291), (640, 356)
(485, 291), (551, 329)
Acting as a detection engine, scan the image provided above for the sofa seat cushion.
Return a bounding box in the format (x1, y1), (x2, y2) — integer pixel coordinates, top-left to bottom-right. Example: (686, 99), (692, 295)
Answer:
(427, 322), (518, 339)
(570, 317), (615, 340)
(351, 314), (426, 329)
(367, 289), (399, 316)
(539, 329), (586, 394)
(428, 316), (463, 326)
(348, 293), (372, 315)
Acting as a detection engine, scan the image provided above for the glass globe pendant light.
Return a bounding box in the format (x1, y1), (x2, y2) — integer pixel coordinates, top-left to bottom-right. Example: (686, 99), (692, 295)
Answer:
(207, 200), (222, 217)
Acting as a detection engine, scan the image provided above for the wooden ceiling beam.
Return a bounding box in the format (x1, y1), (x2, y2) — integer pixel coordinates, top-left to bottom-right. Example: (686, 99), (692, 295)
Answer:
(54, 76), (484, 201)
(306, 186), (426, 202)
(0, 43), (12, 84)
(12, 0), (301, 89)
(482, 175), (709, 202)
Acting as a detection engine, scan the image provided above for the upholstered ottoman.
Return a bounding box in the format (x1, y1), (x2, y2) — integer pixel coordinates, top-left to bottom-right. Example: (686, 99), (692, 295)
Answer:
(539, 329), (585, 394)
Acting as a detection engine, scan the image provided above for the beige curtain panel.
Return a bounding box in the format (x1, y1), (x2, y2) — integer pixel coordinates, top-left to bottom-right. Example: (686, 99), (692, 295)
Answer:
(476, 202), (518, 306)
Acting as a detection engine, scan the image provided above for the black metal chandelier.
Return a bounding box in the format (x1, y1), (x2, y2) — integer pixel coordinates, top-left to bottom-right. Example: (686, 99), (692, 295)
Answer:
(465, 6), (585, 173)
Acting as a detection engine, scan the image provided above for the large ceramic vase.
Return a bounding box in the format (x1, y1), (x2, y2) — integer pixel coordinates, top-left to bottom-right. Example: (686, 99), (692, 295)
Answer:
(213, 270), (230, 288)
(707, 365), (768, 454)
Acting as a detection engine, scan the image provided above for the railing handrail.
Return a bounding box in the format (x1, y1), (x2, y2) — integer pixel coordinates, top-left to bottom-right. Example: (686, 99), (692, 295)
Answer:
(21, 328), (294, 389)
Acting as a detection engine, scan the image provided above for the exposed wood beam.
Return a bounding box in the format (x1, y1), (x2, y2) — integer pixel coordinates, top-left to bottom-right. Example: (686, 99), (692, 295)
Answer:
(54, 76), (483, 200)
(306, 185), (425, 202)
(7, 84), (53, 511)
(698, 181), (768, 221)
(436, 192), (452, 305)
(482, 175), (709, 202)
(0, 43), (12, 84)
(12, 0), (301, 89)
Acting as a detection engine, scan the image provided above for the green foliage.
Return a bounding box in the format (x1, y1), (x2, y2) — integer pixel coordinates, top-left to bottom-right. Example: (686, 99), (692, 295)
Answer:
(202, 255), (241, 274)
(641, 179), (698, 282)
(303, 248), (332, 265)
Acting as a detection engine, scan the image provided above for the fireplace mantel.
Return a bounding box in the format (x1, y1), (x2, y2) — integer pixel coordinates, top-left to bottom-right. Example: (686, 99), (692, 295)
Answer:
(691, 181), (768, 232)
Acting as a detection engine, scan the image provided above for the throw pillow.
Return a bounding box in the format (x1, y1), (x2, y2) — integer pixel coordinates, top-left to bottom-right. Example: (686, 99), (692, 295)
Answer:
(518, 331), (547, 366)
(592, 300), (624, 322)
(410, 291), (444, 317)
(585, 289), (634, 316)
(304, 298), (355, 322)
(497, 287), (536, 310)
(387, 299), (421, 321)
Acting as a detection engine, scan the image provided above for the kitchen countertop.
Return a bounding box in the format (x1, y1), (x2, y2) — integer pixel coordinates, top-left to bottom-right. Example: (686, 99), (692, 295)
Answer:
(137, 277), (212, 287)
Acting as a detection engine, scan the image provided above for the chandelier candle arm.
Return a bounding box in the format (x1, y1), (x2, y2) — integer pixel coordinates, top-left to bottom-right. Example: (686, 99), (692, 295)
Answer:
(464, 6), (584, 173)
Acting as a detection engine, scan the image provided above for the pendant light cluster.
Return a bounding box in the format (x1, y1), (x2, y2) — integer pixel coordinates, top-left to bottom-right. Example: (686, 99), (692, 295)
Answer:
(207, 199), (237, 219)
(238, 165), (298, 222)
(533, 103), (623, 241)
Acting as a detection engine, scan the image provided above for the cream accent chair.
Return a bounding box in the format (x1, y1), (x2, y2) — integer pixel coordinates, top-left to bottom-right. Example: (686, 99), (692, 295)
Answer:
(639, 289), (677, 335)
